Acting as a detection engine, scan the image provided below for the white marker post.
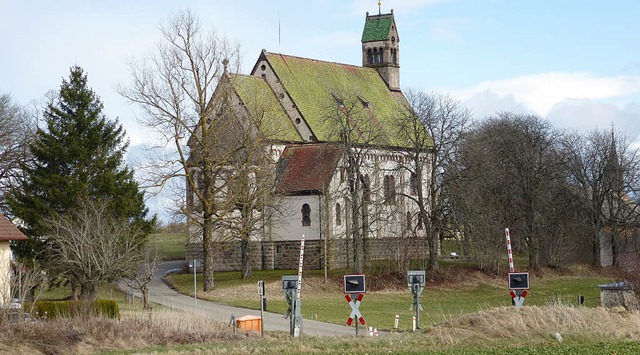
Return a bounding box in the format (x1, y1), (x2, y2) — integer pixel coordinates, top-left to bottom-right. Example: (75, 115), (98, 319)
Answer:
(293, 234), (305, 337)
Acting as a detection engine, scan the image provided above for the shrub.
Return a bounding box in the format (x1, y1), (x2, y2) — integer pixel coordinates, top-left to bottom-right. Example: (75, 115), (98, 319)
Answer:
(27, 300), (119, 319)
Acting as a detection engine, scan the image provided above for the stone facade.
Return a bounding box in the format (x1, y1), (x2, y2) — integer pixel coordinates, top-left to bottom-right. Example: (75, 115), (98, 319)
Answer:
(186, 236), (429, 271)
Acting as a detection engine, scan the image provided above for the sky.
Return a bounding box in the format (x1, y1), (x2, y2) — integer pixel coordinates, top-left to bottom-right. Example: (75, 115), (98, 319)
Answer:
(2, 0), (640, 220)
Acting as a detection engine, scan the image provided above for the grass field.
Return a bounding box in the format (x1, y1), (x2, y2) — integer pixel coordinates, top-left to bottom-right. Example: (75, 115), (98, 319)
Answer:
(149, 233), (186, 260)
(166, 265), (613, 331)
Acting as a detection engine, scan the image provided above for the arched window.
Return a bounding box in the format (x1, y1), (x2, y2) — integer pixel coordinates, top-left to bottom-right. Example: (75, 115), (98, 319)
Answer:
(361, 174), (371, 202)
(336, 203), (342, 226)
(392, 48), (397, 65)
(378, 48), (384, 63)
(410, 172), (418, 196)
(373, 48), (379, 64)
(367, 48), (373, 65)
(384, 175), (396, 205)
(301, 203), (311, 226)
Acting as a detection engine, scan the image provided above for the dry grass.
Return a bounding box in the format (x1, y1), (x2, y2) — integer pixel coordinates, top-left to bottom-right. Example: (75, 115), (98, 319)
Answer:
(2, 305), (640, 354)
(0, 309), (248, 355)
(430, 304), (640, 346)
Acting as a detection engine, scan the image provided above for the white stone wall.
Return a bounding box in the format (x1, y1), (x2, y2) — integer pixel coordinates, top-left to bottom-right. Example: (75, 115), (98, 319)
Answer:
(0, 242), (11, 304)
(271, 195), (321, 241)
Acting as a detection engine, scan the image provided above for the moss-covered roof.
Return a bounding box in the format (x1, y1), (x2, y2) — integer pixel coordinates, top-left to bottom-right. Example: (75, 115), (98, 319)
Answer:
(231, 74), (302, 142)
(361, 14), (394, 42)
(266, 53), (417, 147)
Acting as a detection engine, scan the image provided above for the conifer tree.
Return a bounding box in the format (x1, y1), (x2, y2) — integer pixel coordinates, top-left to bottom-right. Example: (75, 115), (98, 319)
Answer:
(9, 66), (152, 264)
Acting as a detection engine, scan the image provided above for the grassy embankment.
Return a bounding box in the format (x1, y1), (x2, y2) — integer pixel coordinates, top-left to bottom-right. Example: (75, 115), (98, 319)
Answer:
(10, 233), (639, 354)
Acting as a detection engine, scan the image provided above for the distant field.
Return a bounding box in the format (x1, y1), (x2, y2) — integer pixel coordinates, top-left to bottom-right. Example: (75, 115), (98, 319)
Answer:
(149, 233), (186, 260)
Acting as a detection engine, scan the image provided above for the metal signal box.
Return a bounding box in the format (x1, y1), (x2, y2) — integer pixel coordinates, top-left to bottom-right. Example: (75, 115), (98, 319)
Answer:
(343, 274), (366, 294)
(282, 275), (298, 292)
(508, 272), (530, 290)
(407, 270), (426, 287)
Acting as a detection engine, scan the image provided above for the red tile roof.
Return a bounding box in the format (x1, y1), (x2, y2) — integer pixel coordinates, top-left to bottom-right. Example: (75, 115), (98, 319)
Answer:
(0, 215), (28, 241)
(274, 143), (344, 195)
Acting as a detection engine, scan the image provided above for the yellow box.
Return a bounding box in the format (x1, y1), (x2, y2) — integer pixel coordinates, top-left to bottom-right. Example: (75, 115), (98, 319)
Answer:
(235, 315), (262, 333)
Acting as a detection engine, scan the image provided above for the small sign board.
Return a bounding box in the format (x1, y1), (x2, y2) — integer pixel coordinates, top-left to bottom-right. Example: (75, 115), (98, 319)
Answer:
(407, 270), (426, 287)
(258, 280), (265, 296)
(344, 274), (366, 294)
(508, 272), (530, 290)
(282, 275), (298, 291)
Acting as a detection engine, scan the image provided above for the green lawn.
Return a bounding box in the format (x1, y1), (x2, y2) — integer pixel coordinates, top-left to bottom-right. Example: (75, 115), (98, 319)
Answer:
(167, 268), (612, 331)
(149, 233), (186, 260)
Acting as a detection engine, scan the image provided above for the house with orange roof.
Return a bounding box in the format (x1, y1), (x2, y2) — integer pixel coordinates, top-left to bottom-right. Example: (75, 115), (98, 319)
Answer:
(0, 215), (28, 303)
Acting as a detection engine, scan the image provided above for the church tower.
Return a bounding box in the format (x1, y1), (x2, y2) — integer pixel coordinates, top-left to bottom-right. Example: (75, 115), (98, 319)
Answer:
(361, 8), (400, 91)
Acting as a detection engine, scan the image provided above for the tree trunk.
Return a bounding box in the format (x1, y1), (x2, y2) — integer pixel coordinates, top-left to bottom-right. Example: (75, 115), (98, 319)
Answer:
(80, 282), (97, 301)
(202, 212), (215, 291)
(142, 285), (150, 310)
(240, 236), (252, 279)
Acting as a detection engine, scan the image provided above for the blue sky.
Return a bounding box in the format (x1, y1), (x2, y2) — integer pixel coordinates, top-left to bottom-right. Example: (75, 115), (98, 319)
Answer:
(2, 0), (640, 218)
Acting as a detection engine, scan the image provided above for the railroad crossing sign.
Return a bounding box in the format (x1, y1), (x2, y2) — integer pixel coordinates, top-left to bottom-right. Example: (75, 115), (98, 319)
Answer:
(345, 293), (365, 326)
(505, 228), (530, 309)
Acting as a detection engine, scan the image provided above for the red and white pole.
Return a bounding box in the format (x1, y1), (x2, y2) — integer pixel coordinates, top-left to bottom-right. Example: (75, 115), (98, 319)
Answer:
(505, 228), (515, 273)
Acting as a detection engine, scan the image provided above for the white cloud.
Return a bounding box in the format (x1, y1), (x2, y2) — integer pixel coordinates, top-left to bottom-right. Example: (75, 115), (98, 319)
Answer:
(456, 72), (640, 117)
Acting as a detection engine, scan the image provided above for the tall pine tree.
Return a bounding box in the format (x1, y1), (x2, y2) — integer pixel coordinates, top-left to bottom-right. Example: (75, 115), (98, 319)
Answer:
(9, 66), (152, 265)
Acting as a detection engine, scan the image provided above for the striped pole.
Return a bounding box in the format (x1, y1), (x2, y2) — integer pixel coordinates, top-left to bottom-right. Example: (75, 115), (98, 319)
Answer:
(296, 234), (305, 300)
(505, 228), (515, 273)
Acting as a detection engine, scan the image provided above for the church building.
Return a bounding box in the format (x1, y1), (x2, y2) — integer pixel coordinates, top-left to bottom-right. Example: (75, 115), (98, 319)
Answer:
(186, 9), (433, 271)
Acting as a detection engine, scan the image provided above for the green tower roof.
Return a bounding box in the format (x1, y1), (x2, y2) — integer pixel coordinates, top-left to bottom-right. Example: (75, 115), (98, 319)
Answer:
(361, 14), (394, 42)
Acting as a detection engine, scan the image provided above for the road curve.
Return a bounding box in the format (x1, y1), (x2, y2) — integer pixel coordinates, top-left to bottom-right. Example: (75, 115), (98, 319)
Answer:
(147, 260), (358, 337)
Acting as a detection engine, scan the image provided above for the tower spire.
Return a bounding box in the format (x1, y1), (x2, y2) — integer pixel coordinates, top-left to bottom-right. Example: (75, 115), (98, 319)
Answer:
(378, 1), (382, 15)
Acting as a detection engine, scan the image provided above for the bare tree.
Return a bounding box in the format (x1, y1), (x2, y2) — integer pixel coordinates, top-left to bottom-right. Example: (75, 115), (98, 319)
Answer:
(45, 199), (147, 301)
(324, 92), (393, 274)
(119, 10), (241, 290)
(395, 90), (471, 273)
(122, 245), (158, 309)
(563, 129), (640, 266)
(0, 93), (36, 214)
(449, 113), (574, 271)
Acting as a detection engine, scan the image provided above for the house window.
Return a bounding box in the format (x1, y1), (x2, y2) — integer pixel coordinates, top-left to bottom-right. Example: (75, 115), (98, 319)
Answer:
(384, 175), (396, 205)
(336, 203), (342, 226)
(301, 203), (311, 226)
(410, 172), (418, 196)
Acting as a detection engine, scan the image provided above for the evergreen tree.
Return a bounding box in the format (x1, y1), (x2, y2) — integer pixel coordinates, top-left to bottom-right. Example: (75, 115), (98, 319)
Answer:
(9, 66), (152, 264)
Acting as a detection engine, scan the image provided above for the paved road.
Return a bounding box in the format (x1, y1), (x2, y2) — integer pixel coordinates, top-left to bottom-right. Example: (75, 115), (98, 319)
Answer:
(145, 260), (358, 337)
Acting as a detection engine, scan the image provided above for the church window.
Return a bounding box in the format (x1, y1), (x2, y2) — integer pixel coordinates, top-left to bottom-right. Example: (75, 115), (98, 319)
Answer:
(384, 175), (396, 205)
(378, 48), (384, 63)
(373, 48), (379, 64)
(361, 174), (371, 202)
(392, 49), (397, 65)
(336, 203), (342, 226)
(295, 118), (301, 124)
(260, 64), (266, 71)
(367, 48), (373, 65)
(279, 93), (285, 99)
(410, 172), (418, 195)
(302, 203), (311, 226)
